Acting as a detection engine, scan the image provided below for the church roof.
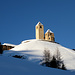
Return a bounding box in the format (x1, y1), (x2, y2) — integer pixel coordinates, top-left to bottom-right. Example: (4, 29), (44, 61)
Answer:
(45, 29), (53, 33)
(36, 22), (43, 26)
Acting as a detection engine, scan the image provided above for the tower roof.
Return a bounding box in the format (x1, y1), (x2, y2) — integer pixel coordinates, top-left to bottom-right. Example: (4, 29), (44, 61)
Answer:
(45, 29), (53, 33)
(36, 22), (43, 26)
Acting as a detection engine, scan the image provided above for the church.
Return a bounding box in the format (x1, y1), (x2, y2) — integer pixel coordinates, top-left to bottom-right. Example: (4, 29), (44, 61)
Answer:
(36, 22), (55, 42)
(0, 22), (55, 53)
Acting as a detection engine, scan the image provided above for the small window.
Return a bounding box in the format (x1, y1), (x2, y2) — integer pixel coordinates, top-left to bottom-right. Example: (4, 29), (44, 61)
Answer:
(50, 33), (52, 35)
(40, 26), (42, 28)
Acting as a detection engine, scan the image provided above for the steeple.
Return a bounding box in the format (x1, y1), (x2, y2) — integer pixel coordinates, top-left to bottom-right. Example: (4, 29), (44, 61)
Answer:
(45, 29), (55, 42)
(35, 22), (55, 42)
(45, 29), (53, 33)
(36, 22), (43, 26)
(36, 22), (44, 40)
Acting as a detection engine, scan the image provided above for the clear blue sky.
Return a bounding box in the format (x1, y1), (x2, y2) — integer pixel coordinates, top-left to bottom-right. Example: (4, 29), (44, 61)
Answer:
(0, 0), (75, 49)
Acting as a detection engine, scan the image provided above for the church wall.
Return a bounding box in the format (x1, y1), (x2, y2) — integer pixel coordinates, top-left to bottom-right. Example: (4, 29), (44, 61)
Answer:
(36, 24), (44, 40)
(35, 22), (55, 42)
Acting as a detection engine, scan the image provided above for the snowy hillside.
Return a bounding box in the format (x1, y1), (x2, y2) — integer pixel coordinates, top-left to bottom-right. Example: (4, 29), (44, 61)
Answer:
(3, 39), (75, 70)
(0, 55), (75, 75)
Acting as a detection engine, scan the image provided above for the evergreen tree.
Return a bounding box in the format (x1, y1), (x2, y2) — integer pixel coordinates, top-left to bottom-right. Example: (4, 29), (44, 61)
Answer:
(41, 48), (66, 70)
(61, 63), (66, 70)
(54, 48), (62, 69)
(41, 49), (51, 67)
(50, 56), (57, 68)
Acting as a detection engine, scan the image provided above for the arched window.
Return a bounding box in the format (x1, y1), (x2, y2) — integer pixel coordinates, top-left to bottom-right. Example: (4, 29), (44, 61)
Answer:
(50, 33), (52, 35)
(40, 26), (42, 28)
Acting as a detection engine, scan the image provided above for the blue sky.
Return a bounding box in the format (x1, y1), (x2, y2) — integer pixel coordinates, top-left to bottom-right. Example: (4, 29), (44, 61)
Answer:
(0, 0), (75, 49)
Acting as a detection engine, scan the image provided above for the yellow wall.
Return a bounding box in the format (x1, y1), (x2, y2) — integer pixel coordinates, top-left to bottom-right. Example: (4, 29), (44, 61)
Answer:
(45, 32), (55, 42)
(35, 22), (55, 42)
(36, 23), (44, 40)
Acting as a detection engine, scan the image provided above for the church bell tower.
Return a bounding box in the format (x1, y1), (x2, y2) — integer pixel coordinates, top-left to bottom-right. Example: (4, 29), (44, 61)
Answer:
(36, 22), (44, 40)
(45, 29), (55, 42)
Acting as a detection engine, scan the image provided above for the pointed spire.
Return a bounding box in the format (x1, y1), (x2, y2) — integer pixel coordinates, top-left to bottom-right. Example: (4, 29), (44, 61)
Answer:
(36, 22), (43, 26)
(45, 29), (53, 33)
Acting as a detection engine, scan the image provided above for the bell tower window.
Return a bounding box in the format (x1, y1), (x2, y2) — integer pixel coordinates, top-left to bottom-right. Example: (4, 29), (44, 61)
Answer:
(50, 33), (52, 35)
(40, 26), (42, 28)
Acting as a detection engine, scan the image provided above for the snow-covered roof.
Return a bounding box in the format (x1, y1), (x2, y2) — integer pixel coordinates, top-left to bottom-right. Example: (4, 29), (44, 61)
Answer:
(36, 22), (43, 26)
(3, 43), (16, 47)
(45, 29), (53, 33)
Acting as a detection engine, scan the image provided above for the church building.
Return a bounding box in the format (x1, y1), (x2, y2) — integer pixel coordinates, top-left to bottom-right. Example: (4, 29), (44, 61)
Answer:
(35, 22), (55, 42)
